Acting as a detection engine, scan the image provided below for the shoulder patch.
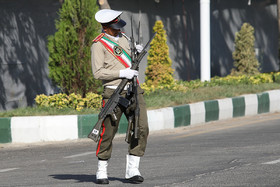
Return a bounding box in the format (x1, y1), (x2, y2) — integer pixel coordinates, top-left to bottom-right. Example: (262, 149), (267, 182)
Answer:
(93, 33), (105, 43)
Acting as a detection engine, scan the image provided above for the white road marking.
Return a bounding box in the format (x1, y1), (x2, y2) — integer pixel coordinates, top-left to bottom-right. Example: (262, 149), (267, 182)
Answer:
(64, 151), (94, 158)
(68, 160), (85, 164)
(262, 158), (280, 165)
(0, 168), (19, 173)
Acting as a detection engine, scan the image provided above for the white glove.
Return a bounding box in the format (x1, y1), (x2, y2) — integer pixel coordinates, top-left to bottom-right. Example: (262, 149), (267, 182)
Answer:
(135, 44), (143, 53)
(119, 68), (139, 79)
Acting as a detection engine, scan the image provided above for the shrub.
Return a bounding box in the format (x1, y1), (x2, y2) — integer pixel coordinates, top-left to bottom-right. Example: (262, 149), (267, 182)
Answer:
(35, 92), (102, 111)
(141, 72), (279, 95)
(35, 73), (280, 110)
(274, 72), (280, 83)
(231, 23), (260, 75)
(48, 0), (102, 97)
(145, 20), (174, 87)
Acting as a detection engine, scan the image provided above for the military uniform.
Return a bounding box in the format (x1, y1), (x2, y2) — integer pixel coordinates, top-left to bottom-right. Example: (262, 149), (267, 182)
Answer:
(91, 33), (149, 160)
(91, 9), (149, 184)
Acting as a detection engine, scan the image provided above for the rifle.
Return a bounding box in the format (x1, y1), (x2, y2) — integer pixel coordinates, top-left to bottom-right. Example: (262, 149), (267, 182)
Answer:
(125, 17), (140, 143)
(88, 29), (156, 142)
(125, 76), (139, 143)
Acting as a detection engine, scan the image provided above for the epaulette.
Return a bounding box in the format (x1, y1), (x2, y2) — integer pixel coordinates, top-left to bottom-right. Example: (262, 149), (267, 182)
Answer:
(92, 33), (105, 43)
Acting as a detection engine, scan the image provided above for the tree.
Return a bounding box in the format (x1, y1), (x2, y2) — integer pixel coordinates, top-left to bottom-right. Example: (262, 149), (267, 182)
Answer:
(277, 0), (280, 70)
(48, 0), (102, 97)
(145, 20), (174, 87)
(231, 23), (260, 75)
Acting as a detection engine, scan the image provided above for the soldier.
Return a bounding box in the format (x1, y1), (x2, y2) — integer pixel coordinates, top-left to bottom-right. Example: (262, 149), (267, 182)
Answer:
(91, 9), (149, 185)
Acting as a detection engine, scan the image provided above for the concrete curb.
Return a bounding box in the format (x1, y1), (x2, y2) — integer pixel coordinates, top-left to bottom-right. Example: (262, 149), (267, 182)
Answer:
(1, 89), (280, 144)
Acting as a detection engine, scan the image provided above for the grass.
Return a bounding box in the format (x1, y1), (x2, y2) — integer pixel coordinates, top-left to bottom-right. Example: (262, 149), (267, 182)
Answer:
(144, 83), (280, 109)
(0, 106), (97, 118)
(0, 83), (279, 117)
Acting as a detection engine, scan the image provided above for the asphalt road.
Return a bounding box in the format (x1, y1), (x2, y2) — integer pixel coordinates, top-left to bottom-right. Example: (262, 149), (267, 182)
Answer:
(1, 112), (280, 187)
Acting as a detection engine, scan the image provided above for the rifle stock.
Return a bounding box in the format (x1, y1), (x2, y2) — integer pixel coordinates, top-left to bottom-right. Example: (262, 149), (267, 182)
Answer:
(88, 119), (103, 142)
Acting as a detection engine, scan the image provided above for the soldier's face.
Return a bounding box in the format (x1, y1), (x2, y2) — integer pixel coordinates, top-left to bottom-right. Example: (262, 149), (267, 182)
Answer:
(104, 27), (120, 37)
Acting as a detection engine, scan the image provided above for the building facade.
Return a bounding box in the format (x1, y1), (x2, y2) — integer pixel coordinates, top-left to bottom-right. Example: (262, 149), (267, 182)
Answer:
(0, 0), (278, 110)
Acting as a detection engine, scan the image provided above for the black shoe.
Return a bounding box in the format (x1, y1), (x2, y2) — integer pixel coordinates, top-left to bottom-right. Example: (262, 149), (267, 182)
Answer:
(127, 175), (144, 184)
(97, 178), (109, 184)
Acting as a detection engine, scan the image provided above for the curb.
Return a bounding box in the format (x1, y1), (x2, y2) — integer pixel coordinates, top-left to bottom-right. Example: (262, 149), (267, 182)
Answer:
(1, 90), (280, 144)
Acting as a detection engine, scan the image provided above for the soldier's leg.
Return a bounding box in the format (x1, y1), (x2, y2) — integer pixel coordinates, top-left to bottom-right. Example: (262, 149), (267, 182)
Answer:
(125, 88), (149, 183)
(128, 91), (149, 156)
(96, 89), (123, 184)
(96, 88), (123, 160)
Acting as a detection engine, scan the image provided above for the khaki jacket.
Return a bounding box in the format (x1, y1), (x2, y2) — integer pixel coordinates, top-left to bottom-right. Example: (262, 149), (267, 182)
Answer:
(91, 33), (131, 87)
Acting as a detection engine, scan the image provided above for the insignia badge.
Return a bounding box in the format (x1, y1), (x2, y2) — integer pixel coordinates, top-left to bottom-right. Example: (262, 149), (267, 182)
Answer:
(113, 46), (123, 56)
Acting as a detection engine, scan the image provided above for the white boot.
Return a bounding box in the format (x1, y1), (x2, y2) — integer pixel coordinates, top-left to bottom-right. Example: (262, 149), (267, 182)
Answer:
(125, 154), (144, 183)
(96, 160), (109, 184)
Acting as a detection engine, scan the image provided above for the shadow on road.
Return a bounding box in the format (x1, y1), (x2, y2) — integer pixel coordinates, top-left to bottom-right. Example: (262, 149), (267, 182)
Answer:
(49, 174), (130, 184)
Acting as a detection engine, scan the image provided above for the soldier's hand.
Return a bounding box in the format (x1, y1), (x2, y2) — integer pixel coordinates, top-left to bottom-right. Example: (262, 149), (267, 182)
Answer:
(135, 43), (143, 53)
(119, 68), (139, 79)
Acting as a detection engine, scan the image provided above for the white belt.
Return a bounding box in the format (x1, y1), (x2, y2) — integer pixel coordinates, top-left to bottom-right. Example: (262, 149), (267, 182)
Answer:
(105, 85), (129, 90)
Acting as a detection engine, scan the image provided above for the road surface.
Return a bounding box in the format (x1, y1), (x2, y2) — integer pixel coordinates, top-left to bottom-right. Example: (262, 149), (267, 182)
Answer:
(1, 112), (280, 186)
